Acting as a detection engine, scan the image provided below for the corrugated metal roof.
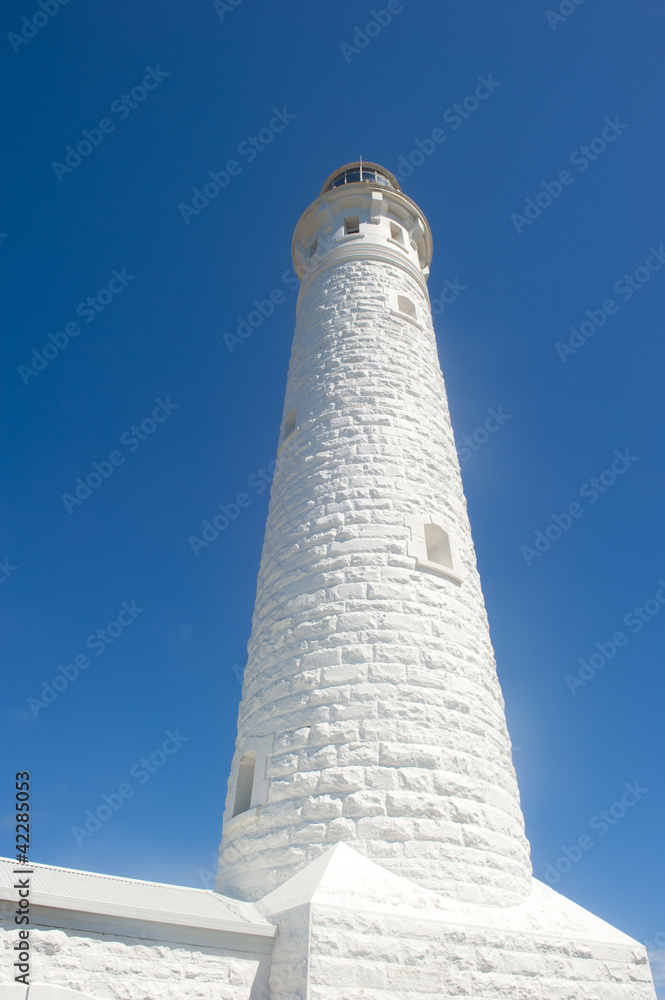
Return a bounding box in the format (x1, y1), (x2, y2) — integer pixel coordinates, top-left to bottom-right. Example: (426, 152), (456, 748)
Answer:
(0, 857), (273, 937)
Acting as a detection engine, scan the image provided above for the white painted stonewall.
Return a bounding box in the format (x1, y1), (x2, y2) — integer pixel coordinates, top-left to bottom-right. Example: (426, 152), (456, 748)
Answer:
(259, 842), (655, 1000)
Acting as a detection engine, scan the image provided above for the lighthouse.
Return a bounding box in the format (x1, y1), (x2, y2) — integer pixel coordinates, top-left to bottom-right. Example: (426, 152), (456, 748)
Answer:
(212, 163), (656, 999)
(0, 164), (655, 1000)
(217, 161), (531, 906)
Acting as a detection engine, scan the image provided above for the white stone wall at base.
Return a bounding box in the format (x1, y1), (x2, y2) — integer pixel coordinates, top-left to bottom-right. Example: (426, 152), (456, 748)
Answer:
(263, 906), (308, 999)
(305, 913), (654, 1000)
(0, 922), (263, 1000)
(259, 844), (658, 1000)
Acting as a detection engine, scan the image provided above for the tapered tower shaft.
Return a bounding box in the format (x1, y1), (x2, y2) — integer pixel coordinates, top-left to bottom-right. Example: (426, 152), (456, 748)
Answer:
(217, 163), (531, 906)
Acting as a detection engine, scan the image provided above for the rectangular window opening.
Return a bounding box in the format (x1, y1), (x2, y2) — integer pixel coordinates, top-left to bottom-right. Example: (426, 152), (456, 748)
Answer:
(283, 407), (297, 439)
(232, 751), (256, 817)
(344, 216), (360, 235)
(424, 524), (453, 570)
(397, 294), (416, 318)
(390, 223), (404, 244)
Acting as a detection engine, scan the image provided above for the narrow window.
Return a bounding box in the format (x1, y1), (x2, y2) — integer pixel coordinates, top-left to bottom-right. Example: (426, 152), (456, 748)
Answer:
(397, 294), (416, 318)
(424, 524), (453, 570)
(283, 407), (297, 439)
(308, 238), (318, 260)
(390, 223), (404, 245)
(344, 216), (360, 235)
(232, 751), (256, 817)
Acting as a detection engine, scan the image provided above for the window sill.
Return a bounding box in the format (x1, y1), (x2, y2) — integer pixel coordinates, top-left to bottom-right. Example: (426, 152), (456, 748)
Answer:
(224, 805), (261, 831)
(277, 427), (300, 456)
(389, 308), (423, 330)
(415, 556), (463, 584)
(337, 232), (365, 242)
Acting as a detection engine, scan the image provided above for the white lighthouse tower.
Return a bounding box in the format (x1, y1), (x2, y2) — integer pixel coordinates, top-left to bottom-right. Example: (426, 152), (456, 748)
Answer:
(217, 161), (531, 907)
(215, 163), (656, 998)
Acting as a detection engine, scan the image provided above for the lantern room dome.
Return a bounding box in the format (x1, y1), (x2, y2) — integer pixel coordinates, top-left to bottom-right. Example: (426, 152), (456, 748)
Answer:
(321, 161), (401, 195)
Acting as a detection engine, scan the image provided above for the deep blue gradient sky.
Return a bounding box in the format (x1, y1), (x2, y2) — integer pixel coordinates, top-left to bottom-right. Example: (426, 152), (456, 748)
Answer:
(2, 0), (664, 982)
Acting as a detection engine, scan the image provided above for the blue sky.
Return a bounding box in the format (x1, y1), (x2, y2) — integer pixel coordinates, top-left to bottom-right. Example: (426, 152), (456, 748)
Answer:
(2, 0), (664, 984)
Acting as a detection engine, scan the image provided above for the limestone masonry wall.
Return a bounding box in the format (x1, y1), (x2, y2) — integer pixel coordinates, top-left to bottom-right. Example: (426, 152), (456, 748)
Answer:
(304, 904), (656, 1000)
(218, 247), (531, 906)
(0, 921), (262, 1000)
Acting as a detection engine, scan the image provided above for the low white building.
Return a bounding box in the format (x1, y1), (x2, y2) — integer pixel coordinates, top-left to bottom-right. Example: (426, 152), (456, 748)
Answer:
(1, 163), (656, 999)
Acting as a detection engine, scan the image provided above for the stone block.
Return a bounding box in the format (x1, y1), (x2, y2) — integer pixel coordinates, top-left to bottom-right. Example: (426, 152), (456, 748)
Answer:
(342, 790), (386, 818)
(320, 664), (363, 687)
(316, 767), (365, 795)
(302, 795), (344, 821)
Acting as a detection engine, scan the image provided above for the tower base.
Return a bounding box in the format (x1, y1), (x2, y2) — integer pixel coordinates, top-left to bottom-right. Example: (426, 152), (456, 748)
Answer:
(0, 853), (655, 999)
(258, 843), (656, 999)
